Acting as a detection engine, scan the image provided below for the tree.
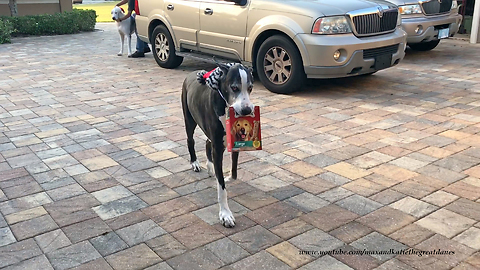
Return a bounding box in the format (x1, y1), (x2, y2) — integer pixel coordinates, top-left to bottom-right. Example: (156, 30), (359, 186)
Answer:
(8, 0), (18, 17)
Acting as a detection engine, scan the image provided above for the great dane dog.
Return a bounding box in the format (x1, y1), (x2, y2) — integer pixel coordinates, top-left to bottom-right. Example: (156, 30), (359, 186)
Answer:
(181, 62), (254, 227)
(111, 6), (135, 57)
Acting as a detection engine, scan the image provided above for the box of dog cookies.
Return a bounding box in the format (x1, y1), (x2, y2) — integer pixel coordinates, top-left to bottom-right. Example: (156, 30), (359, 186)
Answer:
(225, 106), (262, 152)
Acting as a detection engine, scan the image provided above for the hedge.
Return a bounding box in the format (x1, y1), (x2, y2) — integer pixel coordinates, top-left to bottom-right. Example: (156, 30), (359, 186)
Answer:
(0, 19), (14, 44)
(0, 9), (96, 44)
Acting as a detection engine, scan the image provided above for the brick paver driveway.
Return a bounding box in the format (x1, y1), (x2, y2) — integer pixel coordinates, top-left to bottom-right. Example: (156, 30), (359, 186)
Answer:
(1, 23), (480, 270)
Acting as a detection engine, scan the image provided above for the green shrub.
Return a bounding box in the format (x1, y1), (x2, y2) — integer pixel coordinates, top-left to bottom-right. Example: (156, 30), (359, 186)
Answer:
(0, 19), (14, 43)
(73, 9), (97, 32)
(0, 9), (96, 43)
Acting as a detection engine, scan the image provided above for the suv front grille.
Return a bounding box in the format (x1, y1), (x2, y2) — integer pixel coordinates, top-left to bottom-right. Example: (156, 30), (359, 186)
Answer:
(363, 44), (399, 59)
(421, 0), (452, 15)
(351, 9), (398, 36)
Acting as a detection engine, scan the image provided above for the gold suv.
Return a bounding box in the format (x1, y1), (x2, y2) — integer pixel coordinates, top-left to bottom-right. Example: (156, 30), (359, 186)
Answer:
(391, 0), (462, 51)
(136, 0), (407, 93)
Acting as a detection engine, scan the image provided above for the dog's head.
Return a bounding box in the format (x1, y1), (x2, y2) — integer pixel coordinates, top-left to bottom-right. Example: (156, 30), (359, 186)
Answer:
(111, 6), (124, 21)
(217, 62), (254, 116)
(233, 119), (252, 141)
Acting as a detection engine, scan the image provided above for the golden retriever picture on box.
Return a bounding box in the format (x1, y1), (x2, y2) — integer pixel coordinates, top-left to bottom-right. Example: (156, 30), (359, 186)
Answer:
(226, 106), (262, 152)
(232, 119), (253, 141)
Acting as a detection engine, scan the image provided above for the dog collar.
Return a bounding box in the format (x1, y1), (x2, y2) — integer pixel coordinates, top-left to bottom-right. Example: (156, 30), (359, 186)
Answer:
(216, 88), (229, 105)
(197, 63), (235, 105)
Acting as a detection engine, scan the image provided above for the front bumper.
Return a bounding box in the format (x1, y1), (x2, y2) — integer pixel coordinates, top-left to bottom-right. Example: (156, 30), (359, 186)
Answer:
(296, 27), (407, 79)
(402, 13), (462, 43)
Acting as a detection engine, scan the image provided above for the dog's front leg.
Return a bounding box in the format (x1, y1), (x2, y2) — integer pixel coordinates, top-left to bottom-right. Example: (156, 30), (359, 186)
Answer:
(118, 32), (125, 56)
(213, 142), (235, 228)
(127, 34), (132, 57)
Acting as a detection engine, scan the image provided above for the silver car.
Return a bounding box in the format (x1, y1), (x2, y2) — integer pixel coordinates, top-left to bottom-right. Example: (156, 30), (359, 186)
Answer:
(136, 0), (407, 93)
(389, 0), (462, 51)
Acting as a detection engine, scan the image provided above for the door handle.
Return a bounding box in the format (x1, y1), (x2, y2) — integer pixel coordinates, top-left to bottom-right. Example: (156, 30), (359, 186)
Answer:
(167, 4), (174, 10)
(204, 8), (213, 15)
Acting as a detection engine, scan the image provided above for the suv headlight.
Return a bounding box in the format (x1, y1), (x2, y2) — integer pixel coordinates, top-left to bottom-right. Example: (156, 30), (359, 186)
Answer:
(397, 10), (402, 26)
(398, 4), (422, 15)
(312, 16), (352, 35)
(452, 0), (458, 9)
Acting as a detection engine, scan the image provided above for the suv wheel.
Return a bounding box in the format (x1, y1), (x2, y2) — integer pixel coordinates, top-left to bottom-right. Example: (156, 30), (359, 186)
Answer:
(151, 25), (183, 69)
(408, 40), (440, 51)
(256, 35), (305, 94)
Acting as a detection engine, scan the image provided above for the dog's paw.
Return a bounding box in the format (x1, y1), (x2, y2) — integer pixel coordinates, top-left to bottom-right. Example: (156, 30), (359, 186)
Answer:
(191, 161), (201, 172)
(224, 175), (236, 182)
(206, 161), (215, 177)
(219, 209), (235, 228)
(117, 53), (123, 56)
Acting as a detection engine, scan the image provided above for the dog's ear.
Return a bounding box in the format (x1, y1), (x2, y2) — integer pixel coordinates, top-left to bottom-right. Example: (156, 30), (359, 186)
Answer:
(247, 67), (254, 83)
(213, 57), (230, 75)
(217, 63), (230, 76)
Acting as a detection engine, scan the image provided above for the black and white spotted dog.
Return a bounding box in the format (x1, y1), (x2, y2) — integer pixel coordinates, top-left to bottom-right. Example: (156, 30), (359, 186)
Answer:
(181, 62), (254, 227)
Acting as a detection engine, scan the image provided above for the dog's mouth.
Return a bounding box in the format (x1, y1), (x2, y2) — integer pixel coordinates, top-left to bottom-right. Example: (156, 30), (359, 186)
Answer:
(239, 129), (247, 140)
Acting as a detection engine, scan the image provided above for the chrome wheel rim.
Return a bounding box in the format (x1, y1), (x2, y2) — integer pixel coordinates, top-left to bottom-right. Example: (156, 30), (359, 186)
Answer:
(155, 33), (169, 61)
(263, 46), (291, 85)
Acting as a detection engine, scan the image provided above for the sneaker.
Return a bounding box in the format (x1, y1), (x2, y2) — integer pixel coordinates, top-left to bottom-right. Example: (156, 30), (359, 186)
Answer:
(144, 47), (151, 53)
(129, 51), (145, 58)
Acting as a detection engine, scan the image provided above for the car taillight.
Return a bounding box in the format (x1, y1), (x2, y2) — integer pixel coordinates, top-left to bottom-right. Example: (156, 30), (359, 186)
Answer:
(135, 0), (140, 15)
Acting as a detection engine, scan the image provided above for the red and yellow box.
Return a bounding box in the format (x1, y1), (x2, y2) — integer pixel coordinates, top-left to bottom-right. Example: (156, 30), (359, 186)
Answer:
(225, 106), (262, 152)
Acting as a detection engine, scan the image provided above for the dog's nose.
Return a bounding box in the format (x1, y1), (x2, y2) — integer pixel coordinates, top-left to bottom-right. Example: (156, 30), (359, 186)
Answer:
(240, 107), (252, 116)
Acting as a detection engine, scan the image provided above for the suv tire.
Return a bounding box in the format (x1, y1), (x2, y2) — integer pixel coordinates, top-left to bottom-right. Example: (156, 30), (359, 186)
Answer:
(408, 40), (440, 51)
(256, 35), (305, 94)
(151, 25), (183, 69)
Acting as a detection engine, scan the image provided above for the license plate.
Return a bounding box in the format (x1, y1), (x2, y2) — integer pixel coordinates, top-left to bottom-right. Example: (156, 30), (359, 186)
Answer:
(438, 28), (449, 39)
(374, 54), (392, 71)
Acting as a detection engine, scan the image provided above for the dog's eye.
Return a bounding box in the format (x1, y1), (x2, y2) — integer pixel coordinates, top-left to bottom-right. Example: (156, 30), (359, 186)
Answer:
(231, 86), (239, 92)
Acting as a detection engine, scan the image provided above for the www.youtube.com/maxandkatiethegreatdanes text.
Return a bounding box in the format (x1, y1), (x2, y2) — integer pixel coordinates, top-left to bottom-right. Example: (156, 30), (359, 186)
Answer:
(299, 248), (455, 257)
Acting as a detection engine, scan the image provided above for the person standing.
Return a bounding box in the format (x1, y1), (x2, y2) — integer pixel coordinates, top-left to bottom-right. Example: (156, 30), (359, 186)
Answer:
(115, 0), (150, 58)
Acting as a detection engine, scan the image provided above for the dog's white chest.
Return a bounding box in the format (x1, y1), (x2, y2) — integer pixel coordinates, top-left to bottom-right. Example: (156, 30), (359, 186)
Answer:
(118, 22), (129, 35)
(218, 115), (226, 130)
(117, 17), (135, 36)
